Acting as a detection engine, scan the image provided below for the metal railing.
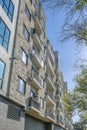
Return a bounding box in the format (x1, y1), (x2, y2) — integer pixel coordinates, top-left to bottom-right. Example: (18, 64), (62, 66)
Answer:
(32, 69), (40, 83)
(28, 97), (40, 110)
(31, 69), (42, 87)
(46, 110), (55, 120)
(32, 46), (41, 60)
(46, 90), (55, 102)
(31, 29), (42, 46)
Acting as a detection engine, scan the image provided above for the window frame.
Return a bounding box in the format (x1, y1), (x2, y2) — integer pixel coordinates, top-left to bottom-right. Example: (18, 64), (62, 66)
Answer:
(40, 98), (44, 109)
(25, 5), (31, 21)
(0, 18), (10, 51)
(0, 0), (14, 22)
(40, 76), (44, 87)
(18, 76), (26, 94)
(20, 48), (28, 65)
(23, 25), (30, 42)
(30, 89), (36, 98)
(0, 59), (5, 89)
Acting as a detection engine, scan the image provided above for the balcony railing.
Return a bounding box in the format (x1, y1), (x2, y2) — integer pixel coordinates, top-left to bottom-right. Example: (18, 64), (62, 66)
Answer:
(46, 90), (55, 102)
(32, 69), (42, 86)
(46, 73), (54, 82)
(56, 79), (61, 87)
(31, 47), (42, 68)
(28, 97), (40, 110)
(46, 73), (55, 90)
(56, 89), (61, 98)
(31, 29), (42, 50)
(57, 116), (63, 125)
(33, 10), (42, 34)
(45, 110), (55, 120)
(56, 102), (63, 112)
(47, 40), (55, 64)
(46, 58), (55, 76)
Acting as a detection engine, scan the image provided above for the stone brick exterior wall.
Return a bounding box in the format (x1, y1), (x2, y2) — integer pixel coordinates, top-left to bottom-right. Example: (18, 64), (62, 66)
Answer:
(0, 96), (25, 130)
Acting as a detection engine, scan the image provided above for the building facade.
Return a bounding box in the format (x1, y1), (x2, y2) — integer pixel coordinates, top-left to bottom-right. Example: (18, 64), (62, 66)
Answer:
(0, 0), (73, 130)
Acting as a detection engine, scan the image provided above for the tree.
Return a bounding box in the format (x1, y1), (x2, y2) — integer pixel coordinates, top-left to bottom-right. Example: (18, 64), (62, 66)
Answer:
(73, 122), (84, 130)
(41, 0), (87, 45)
(63, 67), (87, 124)
(73, 67), (87, 124)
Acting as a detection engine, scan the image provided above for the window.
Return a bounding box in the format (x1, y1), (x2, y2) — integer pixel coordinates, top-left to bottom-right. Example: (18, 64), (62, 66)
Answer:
(30, 90), (36, 98)
(20, 48), (28, 64)
(23, 25), (30, 41)
(40, 98), (44, 109)
(0, 60), (5, 89)
(25, 5), (31, 21)
(41, 58), (44, 68)
(0, 18), (10, 50)
(0, 0), (14, 22)
(40, 76), (44, 87)
(18, 77), (26, 94)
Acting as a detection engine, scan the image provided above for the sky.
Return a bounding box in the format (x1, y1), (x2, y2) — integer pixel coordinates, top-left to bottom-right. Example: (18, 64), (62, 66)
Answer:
(43, 6), (87, 123)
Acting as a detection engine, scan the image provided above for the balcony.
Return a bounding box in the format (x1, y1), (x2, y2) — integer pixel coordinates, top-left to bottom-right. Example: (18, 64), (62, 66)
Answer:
(56, 79), (61, 87)
(30, 48), (42, 69)
(57, 118), (64, 126)
(26, 97), (40, 114)
(33, 12), (42, 34)
(47, 40), (55, 64)
(29, 69), (42, 90)
(46, 90), (55, 106)
(55, 66), (60, 77)
(56, 90), (61, 99)
(31, 29), (42, 50)
(45, 110), (55, 122)
(46, 74), (55, 91)
(56, 102), (63, 113)
(56, 92), (60, 99)
(46, 58), (55, 77)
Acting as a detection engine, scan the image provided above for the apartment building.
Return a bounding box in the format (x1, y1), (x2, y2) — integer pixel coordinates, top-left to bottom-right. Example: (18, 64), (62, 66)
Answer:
(0, 0), (73, 130)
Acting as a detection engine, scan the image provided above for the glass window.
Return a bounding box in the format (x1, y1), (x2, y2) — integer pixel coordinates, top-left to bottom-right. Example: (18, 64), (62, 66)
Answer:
(41, 59), (44, 68)
(25, 5), (31, 21)
(18, 77), (26, 94)
(20, 48), (28, 64)
(0, 60), (5, 89)
(9, 1), (14, 14)
(0, 18), (10, 51)
(0, 20), (5, 36)
(23, 25), (30, 41)
(41, 76), (44, 87)
(30, 90), (35, 98)
(4, 0), (9, 8)
(40, 98), (44, 109)
(0, 0), (14, 22)
(0, 0), (3, 6)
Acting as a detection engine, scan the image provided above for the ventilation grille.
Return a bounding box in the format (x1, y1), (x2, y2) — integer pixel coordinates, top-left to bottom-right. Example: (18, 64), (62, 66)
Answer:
(7, 105), (20, 121)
